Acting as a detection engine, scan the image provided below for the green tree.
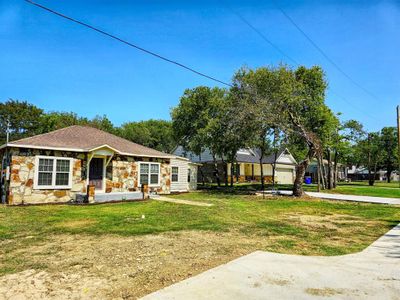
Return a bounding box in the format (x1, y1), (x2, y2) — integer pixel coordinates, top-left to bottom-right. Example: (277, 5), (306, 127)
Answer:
(118, 119), (175, 153)
(171, 86), (227, 185)
(231, 66), (286, 191)
(87, 115), (115, 133)
(0, 99), (43, 143)
(38, 111), (88, 133)
(281, 66), (330, 196)
(379, 127), (398, 183)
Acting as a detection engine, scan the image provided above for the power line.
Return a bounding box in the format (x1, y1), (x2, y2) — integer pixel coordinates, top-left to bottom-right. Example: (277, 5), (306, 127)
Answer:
(26, 0), (379, 122)
(225, 5), (299, 66)
(273, 0), (381, 103)
(222, 3), (379, 122)
(25, 0), (232, 87)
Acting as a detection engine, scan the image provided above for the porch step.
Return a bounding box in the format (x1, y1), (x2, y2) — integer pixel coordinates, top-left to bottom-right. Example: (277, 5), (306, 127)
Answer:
(94, 191), (144, 203)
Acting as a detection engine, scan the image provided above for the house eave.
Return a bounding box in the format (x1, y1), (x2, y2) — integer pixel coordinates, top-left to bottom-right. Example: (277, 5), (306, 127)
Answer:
(3, 143), (174, 159)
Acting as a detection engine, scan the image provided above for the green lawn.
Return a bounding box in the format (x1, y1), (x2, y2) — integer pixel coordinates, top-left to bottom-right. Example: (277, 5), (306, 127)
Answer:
(1, 191), (399, 276)
(201, 181), (400, 198)
(303, 182), (400, 198)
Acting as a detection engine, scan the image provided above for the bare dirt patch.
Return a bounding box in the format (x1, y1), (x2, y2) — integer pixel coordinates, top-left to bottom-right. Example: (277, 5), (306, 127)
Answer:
(305, 287), (344, 296)
(54, 219), (99, 229)
(285, 213), (362, 231)
(0, 231), (272, 299)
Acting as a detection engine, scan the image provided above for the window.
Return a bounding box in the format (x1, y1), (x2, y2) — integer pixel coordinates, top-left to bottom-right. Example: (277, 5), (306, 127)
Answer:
(34, 156), (73, 189)
(187, 168), (191, 182)
(171, 167), (179, 182)
(139, 162), (160, 186)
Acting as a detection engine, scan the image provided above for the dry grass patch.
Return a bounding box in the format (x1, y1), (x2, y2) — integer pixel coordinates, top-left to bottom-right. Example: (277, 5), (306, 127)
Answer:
(54, 219), (99, 229)
(1, 230), (277, 299)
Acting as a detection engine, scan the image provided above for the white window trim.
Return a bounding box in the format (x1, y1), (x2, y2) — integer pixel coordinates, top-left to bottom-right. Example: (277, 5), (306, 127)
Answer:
(33, 155), (73, 190)
(138, 162), (161, 187)
(171, 166), (179, 182)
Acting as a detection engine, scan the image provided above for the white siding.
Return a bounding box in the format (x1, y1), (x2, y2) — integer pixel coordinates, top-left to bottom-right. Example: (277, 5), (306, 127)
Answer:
(277, 153), (296, 164)
(170, 158), (190, 192)
(276, 168), (295, 184)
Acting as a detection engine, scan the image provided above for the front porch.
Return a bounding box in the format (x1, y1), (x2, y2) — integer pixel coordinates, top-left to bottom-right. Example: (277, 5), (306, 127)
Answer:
(227, 162), (274, 183)
(75, 191), (144, 203)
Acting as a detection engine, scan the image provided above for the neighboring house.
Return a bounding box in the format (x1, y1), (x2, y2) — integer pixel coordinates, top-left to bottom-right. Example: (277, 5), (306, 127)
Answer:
(305, 159), (347, 183)
(0, 126), (197, 205)
(173, 147), (297, 185)
(170, 156), (200, 193)
(347, 166), (399, 182)
(347, 166), (378, 181)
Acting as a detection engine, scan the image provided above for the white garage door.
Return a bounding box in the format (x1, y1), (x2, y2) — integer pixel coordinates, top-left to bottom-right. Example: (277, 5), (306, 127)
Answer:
(276, 168), (294, 184)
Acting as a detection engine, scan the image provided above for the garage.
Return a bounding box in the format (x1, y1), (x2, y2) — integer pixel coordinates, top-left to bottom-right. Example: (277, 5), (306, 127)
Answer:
(276, 168), (294, 184)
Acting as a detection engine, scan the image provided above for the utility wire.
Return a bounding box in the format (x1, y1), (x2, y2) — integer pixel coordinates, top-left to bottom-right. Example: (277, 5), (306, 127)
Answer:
(227, 7), (299, 66)
(273, 0), (381, 103)
(222, 3), (379, 122)
(26, 0), (378, 122)
(25, 0), (232, 87)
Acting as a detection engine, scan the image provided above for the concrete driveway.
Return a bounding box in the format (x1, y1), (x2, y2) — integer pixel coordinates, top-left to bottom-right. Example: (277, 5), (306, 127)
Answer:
(142, 224), (400, 300)
(305, 192), (400, 205)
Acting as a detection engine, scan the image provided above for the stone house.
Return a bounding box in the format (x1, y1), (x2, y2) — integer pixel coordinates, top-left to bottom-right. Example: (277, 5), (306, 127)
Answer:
(0, 125), (197, 205)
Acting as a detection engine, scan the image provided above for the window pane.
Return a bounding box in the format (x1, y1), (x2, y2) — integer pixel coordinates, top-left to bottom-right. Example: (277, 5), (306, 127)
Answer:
(150, 174), (159, 184)
(56, 173), (69, 186)
(172, 174), (178, 182)
(38, 172), (52, 186)
(140, 164), (149, 174)
(188, 169), (191, 182)
(39, 159), (53, 172)
(150, 164), (159, 174)
(56, 160), (70, 172)
(172, 167), (178, 174)
(140, 174), (149, 185)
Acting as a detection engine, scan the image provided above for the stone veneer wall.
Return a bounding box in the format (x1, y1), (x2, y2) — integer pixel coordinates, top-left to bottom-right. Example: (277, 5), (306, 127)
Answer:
(105, 155), (171, 194)
(9, 148), (87, 205)
(8, 149), (171, 205)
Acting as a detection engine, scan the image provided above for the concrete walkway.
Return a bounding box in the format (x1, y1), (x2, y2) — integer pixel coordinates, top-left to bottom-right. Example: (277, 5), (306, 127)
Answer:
(261, 190), (400, 205)
(152, 196), (213, 207)
(305, 192), (400, 205)
(142, 224), (400, 300)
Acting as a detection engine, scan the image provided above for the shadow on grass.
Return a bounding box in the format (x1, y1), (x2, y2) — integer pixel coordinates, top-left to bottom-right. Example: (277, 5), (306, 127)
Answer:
(197, 183), (295, 195)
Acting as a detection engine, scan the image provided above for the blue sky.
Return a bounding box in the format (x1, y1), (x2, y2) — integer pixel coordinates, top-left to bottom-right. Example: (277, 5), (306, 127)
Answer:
(0, 0), (399, 131)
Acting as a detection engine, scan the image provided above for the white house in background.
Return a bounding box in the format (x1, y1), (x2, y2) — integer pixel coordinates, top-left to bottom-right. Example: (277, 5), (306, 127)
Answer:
(170, 156), (200, 193)
(173, 147), (297, 185)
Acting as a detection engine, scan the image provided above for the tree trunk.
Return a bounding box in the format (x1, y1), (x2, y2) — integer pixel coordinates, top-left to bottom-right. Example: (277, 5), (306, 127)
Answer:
(293, 158), (310, 197)
(260, 157), (264, 192)
(333, 150), (338, 188)
(198, 155), (205, 186)
(321, 157), (328, 188)
(272, 129), (278, 190)
(212, 154), (221, 187)
(230, 162), (234, 187)
(317, 155), (323, 189)
(221, 158), (228, 187)
(370, 162), (378, 186)
(272, 148), (278, 190)
(368, 133), (374, 186)
(327, 149), (333, 190)
(317, 158), (321, 192)
(293, 149), (313, 197)
(387, 165), (392, 183)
